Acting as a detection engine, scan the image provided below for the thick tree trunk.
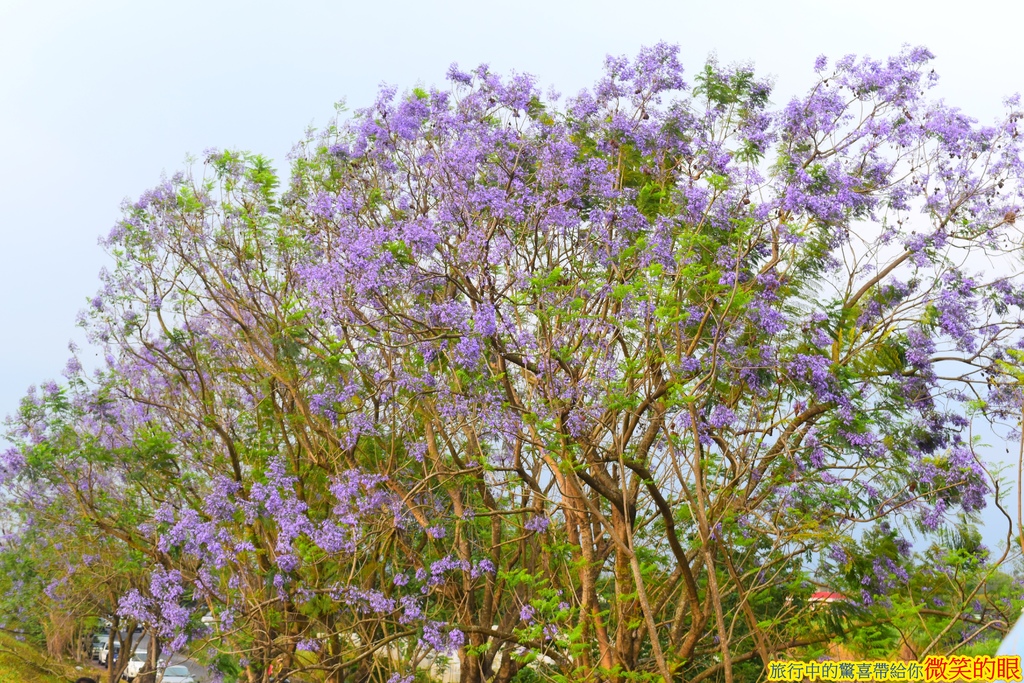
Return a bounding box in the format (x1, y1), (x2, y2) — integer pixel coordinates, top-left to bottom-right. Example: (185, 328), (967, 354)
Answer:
(138, 633), (160, 683)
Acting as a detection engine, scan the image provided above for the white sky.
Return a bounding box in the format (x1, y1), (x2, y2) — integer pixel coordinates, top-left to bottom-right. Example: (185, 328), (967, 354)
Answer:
(2, 0), (1023, 545)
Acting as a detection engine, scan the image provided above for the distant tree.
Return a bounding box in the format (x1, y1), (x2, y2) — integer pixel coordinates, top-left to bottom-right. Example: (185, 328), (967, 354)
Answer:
(5, 43), (1024, 683)
(1, 385), (149, 683)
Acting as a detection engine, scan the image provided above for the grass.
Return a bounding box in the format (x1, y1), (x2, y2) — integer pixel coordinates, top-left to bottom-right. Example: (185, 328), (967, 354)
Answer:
(0, 631), (81, 682)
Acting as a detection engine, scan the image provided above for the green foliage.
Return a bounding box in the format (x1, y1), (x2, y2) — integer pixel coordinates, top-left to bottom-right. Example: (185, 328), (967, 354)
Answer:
(0, 633), (72, 683)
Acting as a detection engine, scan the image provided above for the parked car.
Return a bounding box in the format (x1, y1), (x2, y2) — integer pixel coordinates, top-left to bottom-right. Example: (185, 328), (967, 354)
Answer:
(99, 640), (120, 666)
(122, 649), (148, 681)
(158, 664), (196, 683)
(90, 633), (109, 660)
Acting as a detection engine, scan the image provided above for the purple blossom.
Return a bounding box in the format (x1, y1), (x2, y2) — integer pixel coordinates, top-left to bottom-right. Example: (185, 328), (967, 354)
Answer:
(708, 404), (737, 428)
(296, 639), (321, 652)
(524, 515), (550, 533)
(421, 621), (464, 654)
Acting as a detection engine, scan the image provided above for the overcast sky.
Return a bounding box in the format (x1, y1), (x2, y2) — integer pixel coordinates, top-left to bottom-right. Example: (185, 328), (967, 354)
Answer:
(2, 0), (1023, 544)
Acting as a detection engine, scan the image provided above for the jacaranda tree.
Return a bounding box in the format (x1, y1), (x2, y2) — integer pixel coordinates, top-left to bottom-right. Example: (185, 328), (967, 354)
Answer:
(5, 43), (1024, 683)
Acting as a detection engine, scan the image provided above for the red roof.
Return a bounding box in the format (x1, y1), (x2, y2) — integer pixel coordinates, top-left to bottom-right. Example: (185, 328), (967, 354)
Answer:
(809, 591), (846, 602)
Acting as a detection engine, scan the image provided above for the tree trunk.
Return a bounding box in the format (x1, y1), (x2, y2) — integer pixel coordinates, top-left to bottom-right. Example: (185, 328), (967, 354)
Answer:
(138, 633), (160, 683)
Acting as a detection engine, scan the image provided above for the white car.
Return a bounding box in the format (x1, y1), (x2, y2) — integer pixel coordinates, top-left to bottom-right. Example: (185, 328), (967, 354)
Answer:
(90, 632), (109, 660)
(122, 650), (148, 680)
(99, 640), (120, 666)
(158, 664), (196, 683)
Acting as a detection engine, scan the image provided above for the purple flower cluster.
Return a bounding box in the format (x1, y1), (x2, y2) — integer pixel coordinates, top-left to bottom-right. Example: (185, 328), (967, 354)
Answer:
(421, 621), (465, 654)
